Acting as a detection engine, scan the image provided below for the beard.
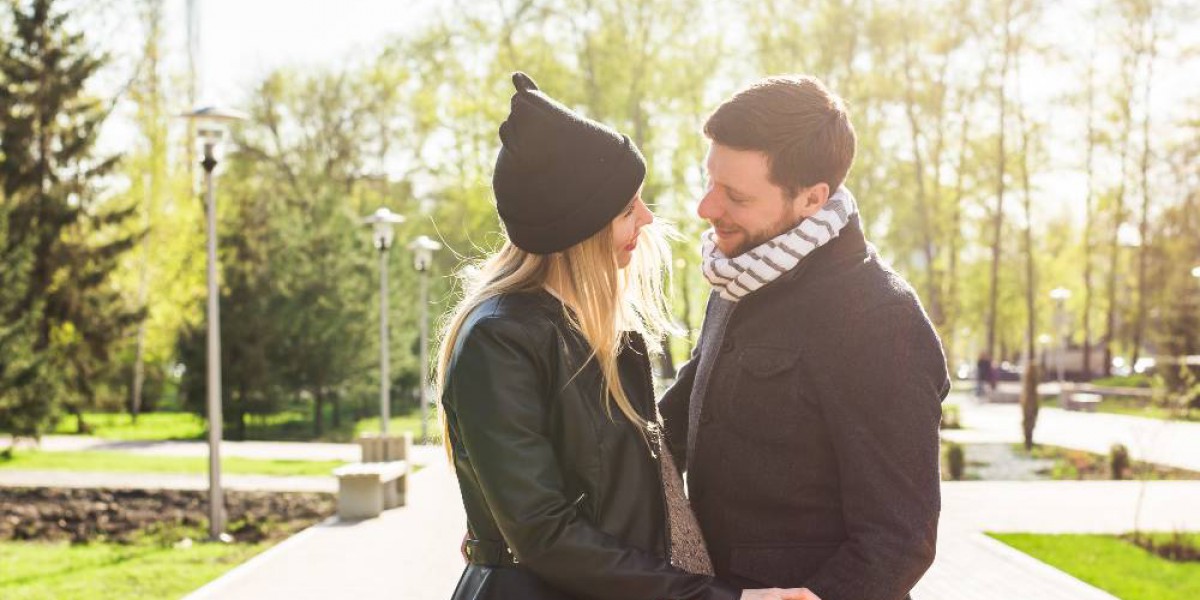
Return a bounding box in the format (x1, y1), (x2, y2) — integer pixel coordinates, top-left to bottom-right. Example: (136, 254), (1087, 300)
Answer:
(714, 212), (803, 258)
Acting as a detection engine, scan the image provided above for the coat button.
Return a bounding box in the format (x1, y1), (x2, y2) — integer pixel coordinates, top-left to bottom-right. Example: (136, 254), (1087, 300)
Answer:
(700, 410), (713, 425)
(721, 339), (735, 353)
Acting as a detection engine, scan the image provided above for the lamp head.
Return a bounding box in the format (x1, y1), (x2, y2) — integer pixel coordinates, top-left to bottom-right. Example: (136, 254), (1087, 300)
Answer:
(408, 235), (442, 271)
(362, 207), (406, 251)
(1049, 287), (1072, 301)
(182, 106), (248, 145)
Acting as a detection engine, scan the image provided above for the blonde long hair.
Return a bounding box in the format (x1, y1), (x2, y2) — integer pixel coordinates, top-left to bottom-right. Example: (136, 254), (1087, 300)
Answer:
(436, 219), (677, 437)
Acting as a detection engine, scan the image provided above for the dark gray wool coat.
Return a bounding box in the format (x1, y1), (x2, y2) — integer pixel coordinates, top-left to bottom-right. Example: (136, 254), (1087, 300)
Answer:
(661, 215), (951, 600)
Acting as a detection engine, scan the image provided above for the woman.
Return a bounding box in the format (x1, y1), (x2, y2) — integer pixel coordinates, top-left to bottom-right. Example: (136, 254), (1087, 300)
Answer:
(437, 73), (808, 600)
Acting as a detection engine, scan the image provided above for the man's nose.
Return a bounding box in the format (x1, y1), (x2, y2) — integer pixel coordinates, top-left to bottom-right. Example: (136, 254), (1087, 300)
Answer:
(697, 189), (721, 221)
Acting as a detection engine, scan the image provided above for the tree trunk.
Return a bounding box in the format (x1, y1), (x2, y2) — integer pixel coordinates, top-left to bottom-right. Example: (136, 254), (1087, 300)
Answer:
(73, 407), (90, 435)
(947, 86), (973, 371)
(901, 29), (942, 327)
(131, 173), (151, 424)
(332, 389), (342, 429)
(1103, 50), (1138, 378)
(1131, 21), (1157, 368)
(986, 0), (1013, 362)
(313, 390), (325, 437)
(236, 406), (246, 441)
(1021, 362), (1040, 451)
(1016, 56), (1038, 450)
(1081, 17), (1099, 381)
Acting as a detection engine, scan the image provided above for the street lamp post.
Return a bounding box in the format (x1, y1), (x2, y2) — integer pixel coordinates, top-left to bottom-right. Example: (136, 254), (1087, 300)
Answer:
(362, 208), (406, 438)
(181, 106), (246, 542)
(408, 235), (442, 443)
(1050, 287), (1072, 394)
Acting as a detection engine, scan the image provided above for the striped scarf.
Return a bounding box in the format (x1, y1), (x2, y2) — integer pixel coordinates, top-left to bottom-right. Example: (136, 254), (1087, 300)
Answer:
(701, 187), (858, 301)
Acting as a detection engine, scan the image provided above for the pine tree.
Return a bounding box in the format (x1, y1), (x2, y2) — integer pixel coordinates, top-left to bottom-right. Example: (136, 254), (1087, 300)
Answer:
(0, 190), (57, 444)
(0, 0), (142, 435)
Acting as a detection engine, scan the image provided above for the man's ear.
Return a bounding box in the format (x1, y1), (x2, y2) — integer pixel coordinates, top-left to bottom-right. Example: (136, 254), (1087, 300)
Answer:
(793, 183), (831, 218)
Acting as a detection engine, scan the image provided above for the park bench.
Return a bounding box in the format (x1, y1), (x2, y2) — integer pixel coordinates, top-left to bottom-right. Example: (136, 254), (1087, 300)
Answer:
(332, 460), (409, 520)
(1062, 391), (1102, 412)
(331, 432), (413, 520)
(1058, 383), (1154, 412)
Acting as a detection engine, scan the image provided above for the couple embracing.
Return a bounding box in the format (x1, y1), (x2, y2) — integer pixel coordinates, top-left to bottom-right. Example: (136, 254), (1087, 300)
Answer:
(437, 72), (950, 600)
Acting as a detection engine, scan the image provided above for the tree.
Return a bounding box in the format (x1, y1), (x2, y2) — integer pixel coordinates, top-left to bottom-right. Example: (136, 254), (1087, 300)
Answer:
(0, 189), (57, 443)
(1101, 0), (1147, 377)
(1129, 0), (1160, 368)
(0, 0), (141, 435)
(105, 0), (206, 422)
(1080, 0), (1103, 380)
(984, 0), (1014, 363)
(1013, 38), (1041, 451)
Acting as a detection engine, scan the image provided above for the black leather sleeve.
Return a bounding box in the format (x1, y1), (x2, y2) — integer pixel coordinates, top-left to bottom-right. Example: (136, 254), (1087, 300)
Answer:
(447, 317), (740, 600)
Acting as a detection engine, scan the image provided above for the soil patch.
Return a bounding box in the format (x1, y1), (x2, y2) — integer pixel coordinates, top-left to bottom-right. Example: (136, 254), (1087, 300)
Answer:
(1, 487), (334, 545)
(1123, 532), (1200, 563)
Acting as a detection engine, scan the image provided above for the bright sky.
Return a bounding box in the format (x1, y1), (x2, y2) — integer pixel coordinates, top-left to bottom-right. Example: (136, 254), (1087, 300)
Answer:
(79, 0), (1199, 223)
(177, 0), (439, 105)
(90, 0), (437, 154)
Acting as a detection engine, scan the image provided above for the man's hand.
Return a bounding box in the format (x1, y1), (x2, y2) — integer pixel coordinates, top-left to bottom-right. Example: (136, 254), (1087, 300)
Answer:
(740, 588), (822, 600)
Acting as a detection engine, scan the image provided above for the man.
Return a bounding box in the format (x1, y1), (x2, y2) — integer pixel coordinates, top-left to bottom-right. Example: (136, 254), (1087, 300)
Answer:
(660, 75), (950, 600)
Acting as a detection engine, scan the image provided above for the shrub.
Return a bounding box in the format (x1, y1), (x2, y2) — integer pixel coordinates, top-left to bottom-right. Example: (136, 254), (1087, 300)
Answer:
(940, 405), (962, 429)
(1110, 443), (1131, 480)
(946, 442), (966, 481)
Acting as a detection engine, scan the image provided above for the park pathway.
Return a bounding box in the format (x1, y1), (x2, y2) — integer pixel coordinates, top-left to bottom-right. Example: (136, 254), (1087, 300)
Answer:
(942, 391), (1200, 472)
(188, 457), (1200, 599)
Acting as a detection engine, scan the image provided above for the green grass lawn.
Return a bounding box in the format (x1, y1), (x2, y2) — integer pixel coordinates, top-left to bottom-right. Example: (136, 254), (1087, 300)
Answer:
(0, 538), (268, 599)
(52, 412), (207, 440)
(353, 413), (441, 443)
(0, 450), (346, 477)
(1091, 399), (1200, 422)
(990, 533), (1200, 600)
(50, 409), (441, 444)
(1014, 444), (1200, 481)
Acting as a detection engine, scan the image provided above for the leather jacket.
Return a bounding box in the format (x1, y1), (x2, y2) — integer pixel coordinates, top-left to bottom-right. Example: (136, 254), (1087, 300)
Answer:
(442, 290), (739, 600)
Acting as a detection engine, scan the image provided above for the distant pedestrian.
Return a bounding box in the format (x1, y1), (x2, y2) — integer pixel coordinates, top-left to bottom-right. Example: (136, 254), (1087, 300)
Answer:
(976, 353), (992, 398)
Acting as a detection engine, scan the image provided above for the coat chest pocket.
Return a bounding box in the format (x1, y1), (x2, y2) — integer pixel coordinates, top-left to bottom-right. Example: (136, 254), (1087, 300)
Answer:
(723, 346), (808, 442)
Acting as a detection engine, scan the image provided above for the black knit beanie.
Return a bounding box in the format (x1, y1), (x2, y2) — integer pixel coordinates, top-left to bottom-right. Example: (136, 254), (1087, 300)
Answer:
(493, 72), (646, 255)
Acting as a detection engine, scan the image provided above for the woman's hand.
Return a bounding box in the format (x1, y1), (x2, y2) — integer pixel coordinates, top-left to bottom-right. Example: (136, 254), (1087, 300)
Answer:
(740, 588), (822, 600)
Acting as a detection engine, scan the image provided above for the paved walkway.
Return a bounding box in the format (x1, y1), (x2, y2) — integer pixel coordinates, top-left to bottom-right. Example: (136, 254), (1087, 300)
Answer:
(937, 480), (1200, 534)
(942, 392), (1200, 471)
(12, 405), (1200, 599)
(914, 531), (1119, 600)
(2, 434), (361, 462)
(186, 459), (465, 600)
(187, 452), (1199, 600)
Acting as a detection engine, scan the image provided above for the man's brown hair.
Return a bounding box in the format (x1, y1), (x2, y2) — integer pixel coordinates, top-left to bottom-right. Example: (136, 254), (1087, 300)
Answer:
(703, 75), (856, 198)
